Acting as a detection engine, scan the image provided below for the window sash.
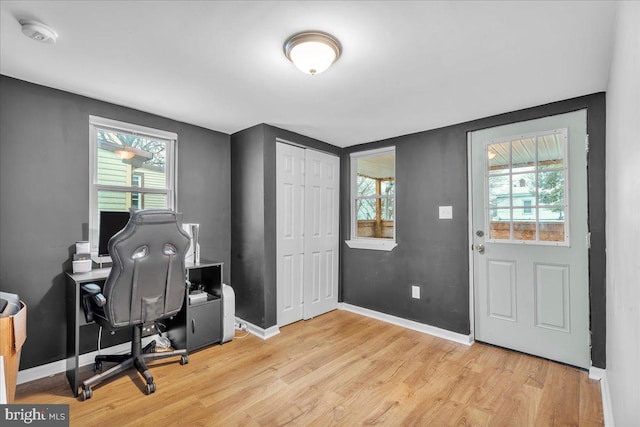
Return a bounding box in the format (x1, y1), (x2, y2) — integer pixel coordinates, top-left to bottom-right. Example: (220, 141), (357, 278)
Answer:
(350, 146), (396, 242)
(89, 116), (177, 254)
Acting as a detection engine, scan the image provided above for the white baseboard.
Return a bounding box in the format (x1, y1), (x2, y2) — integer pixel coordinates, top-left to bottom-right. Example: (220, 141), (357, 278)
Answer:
(235, 317), (280, 340)
(17, 336), (156, 386)
(589, 367), (615, 427)
(339, 303), (473, 346)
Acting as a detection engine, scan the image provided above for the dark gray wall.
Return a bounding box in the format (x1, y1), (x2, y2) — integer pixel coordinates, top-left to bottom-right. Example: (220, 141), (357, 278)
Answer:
(230, 124), (268, 327)
(0, 76), (231, 369)
(341, 93), (606, 368)
(230, 124), (341, 329)
(341, 128), (469, 333)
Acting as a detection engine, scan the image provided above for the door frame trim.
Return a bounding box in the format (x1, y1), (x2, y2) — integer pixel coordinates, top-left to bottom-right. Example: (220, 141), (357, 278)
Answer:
(467, 132), (476, 343)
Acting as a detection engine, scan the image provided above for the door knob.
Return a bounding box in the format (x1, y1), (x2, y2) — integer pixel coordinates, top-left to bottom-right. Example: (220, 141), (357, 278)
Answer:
(476, 244), (485, 254)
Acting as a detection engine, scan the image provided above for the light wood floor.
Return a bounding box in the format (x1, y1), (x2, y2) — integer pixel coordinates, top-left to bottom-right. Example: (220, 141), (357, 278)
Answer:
(15, 310), (603, 426)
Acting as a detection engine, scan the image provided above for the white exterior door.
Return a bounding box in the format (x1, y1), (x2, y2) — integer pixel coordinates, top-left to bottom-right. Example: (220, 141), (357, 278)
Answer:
(303, 149), (340, 319)
(276, 143), (340, 326)
(471, 110), (590, 368)
(276, 143), (305, 326)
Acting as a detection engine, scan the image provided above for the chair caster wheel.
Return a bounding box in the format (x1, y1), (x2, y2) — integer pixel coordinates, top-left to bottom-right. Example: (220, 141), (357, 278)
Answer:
(94, 361), (102, 372)
(180, 355), (189, 365)
(81, 387), (93, 401)
(145, 382), (156, 395)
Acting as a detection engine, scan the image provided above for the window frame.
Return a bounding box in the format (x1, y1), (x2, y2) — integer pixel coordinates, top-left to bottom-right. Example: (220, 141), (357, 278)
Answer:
(346, 146), (397, 251)
(88, 116), (178, 256)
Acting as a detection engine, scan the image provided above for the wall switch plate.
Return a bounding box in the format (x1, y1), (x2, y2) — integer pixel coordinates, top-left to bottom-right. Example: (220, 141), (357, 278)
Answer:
(439, 205), (453, 219)
(411, 285), (420, 299)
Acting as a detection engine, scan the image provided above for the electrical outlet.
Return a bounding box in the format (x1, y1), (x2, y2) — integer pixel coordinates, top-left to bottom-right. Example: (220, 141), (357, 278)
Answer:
(411, 285), (420, 299)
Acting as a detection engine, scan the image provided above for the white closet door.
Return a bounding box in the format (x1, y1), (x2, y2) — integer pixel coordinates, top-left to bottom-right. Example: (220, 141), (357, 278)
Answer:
(303, 149), (340, 320)
(276, 143), (306, 326)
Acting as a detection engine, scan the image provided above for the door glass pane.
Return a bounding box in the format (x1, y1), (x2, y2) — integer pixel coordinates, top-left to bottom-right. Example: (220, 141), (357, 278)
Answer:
(488, 142), (509, 175)
(538, 133), (564, 170)
(488, 175), (510, 208)
(538, 171), (565, 206)
(513, 208), (536, 241)
(97, 128), (168, 189)
(489, 209), (511, 240)
(540, 208), (565, 242)
(511, 137), (536, 173)
(511, 173), (536, 207)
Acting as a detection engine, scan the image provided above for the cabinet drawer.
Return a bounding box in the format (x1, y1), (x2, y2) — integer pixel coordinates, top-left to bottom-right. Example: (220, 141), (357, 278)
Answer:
(187, 299), (221, 350)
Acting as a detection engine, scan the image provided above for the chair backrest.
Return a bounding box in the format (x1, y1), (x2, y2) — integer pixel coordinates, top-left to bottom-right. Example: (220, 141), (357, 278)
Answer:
(103, 209), (191, 328)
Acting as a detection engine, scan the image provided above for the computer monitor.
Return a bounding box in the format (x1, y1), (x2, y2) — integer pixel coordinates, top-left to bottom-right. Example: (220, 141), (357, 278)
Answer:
(98, 211), (130, 257)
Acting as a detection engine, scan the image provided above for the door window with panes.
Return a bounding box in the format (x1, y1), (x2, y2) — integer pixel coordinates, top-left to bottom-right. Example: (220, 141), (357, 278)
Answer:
(485, 129), (569, 245)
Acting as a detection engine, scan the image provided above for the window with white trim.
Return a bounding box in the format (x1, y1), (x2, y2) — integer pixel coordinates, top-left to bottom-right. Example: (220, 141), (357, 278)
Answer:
(89, 116), (177, 255)
(346, 147), (396, 251)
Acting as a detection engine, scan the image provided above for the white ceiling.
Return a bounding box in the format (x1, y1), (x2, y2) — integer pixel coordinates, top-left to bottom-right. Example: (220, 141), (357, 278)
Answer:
(0, 1), (616, 148)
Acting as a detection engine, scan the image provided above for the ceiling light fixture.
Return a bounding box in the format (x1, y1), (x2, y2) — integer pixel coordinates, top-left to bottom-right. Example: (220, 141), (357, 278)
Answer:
(284, 31), (341, 75)
(20, 20), (58, 44)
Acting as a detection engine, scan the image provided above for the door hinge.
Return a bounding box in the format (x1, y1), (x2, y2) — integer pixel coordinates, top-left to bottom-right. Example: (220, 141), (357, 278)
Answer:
(586, 232), (591, 249)
(585, 134), (590, 154)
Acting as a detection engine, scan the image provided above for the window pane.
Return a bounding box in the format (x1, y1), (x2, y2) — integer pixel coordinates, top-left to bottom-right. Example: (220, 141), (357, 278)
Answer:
(489, 209), (511, 240)
(357, 175), (376, 196)
(97, 128), (168, 189)
(513, 208), (536, 241)
(540, 209), (566, 242)
(488, 175), (510, 208)
(512, 173), (536, 207)
(381, 180), (395, 195)
(538, 133), (564, 170)
(381, 197), (394, 221)
(98, 190), (167, 211)
(355, 198), (394, 239)
(511, 137), (536, 173)
(488, 142), (509, 174)
(538, 171), (565, 206)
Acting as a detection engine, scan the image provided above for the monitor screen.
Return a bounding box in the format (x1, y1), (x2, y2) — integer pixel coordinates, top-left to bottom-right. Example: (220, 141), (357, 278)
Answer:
(98, 211), (130, 256)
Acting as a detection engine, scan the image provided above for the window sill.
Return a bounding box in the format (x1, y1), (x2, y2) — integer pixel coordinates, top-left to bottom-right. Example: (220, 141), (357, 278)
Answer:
(345, 239), (397, 251)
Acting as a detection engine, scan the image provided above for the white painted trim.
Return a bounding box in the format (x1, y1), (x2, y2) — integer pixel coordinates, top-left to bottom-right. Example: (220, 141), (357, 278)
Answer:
(235, 317), (280, 340)
(589, 367), (615, 427)
(345, 239), (397, 251)
(349, 146), (396, 158)
(89, 115), (177, 140)
(467, 132), (476, 340)
(16, 336), (155, 385)
(339, 303), (473, 346)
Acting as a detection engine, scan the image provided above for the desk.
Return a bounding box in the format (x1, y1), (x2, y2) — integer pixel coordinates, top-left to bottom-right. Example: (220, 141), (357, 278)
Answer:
(65, 260), (223, 397)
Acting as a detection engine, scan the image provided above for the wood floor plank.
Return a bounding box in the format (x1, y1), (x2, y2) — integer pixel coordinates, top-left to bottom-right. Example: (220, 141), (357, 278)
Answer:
(14, 310), (603, 426)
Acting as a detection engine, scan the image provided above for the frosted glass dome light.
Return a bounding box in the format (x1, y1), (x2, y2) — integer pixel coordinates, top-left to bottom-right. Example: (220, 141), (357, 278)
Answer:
(284, 31), (341, 75)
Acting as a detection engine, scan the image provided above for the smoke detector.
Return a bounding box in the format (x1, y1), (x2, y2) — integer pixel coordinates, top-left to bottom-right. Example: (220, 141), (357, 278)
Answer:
(20, 20), (58, 44)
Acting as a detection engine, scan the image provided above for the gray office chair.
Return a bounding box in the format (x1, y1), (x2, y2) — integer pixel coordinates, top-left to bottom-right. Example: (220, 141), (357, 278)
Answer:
(79, 209), (191, 400)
